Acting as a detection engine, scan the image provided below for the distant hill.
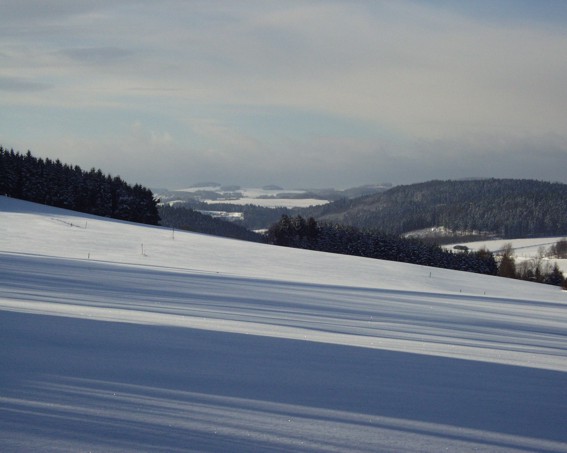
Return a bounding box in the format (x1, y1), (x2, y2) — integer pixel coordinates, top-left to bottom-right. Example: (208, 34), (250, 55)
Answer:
(158, 204), (263, 242)
(307, 179), (567, 239)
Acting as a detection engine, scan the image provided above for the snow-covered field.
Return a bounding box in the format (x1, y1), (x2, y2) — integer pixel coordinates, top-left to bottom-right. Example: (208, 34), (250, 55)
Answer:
(447, 237), (567, 275)
(1, 196), (567, 452)
(165, 185), (329, 209)
(201, 196), (327, 208)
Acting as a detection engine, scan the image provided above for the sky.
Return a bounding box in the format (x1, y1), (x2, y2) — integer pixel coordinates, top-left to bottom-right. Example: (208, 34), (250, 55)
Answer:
(2, 1), (567, 190)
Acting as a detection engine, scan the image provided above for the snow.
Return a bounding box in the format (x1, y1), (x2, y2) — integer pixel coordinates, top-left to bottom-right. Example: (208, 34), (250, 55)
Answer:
(447, 237), (566, 256)
(447, 237), (567, 275)
(169, 186), (330, 208)
(1, 196), (567, 452)
(176, 186), (307, 198)
(197, 210), (245, 221)
(202, 196), (327, 208)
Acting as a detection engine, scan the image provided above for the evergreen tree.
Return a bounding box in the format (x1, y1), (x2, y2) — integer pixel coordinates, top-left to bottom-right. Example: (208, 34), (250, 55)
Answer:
(266, 215), (498, 276)
(0, 147), (160, 225)
(497, 244), (517, 279)
(544, 264), (565, 287)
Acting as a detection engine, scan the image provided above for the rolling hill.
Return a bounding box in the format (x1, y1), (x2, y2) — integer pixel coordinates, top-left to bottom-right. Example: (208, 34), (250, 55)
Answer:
(308, 179), (567, 239)
(1, 195), (567, 452)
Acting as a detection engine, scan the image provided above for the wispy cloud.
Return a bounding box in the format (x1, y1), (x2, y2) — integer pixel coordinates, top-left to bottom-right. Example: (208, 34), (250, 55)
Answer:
(0, 76), (52, 92)
(60, 47), (134, 64)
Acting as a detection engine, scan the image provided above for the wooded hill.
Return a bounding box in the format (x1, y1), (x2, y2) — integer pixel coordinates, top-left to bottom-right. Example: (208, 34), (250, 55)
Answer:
(0, 147), (160, 225)
(266, 215), (498, 276)
(304, 179), (567, 239)
(158, 204), (263, 242)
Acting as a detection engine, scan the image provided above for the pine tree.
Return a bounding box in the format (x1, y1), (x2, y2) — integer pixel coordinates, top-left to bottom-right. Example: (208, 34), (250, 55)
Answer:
(498, 244), (517, 279)
(545, 264), (565, 287)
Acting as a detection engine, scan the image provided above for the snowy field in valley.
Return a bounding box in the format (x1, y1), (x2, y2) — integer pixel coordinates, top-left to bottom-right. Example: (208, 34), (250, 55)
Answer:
(446, 237), (567, 275)
(167, 185), (329, 208)
(201, 196), (327, 208)
(1, 196), (567, 452)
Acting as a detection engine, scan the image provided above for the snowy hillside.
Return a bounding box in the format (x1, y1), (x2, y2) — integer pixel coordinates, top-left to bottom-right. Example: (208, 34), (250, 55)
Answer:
(1, 196), (567, 452)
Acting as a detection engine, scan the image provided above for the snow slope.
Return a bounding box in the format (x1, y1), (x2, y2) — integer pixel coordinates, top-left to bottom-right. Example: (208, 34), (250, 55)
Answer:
(1, 196), (567, 452)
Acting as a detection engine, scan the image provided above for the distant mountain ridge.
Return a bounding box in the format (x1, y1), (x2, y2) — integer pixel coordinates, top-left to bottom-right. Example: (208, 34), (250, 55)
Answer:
(307, 179), (567, 239)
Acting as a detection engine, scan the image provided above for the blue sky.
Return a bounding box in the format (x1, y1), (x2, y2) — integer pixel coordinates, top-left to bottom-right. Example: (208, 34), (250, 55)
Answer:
(2, 1), (567, 189)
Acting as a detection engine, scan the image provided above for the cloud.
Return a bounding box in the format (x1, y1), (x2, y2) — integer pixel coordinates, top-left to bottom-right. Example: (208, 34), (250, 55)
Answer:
(1, 1), (567, 188)
(189, 118), (262, 154)
(0, 76), (52, 92)
(61, 47), (134, 64)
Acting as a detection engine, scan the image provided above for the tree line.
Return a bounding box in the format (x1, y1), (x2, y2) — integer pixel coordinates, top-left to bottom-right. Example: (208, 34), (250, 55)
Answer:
(0, 147), (160, 225)
(266, 215), (498, 276)
(266, 215), (567, 287)
(158, 204), (263, 242)
(497, 241), (566, 288)
(171, 199), (291, 231)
